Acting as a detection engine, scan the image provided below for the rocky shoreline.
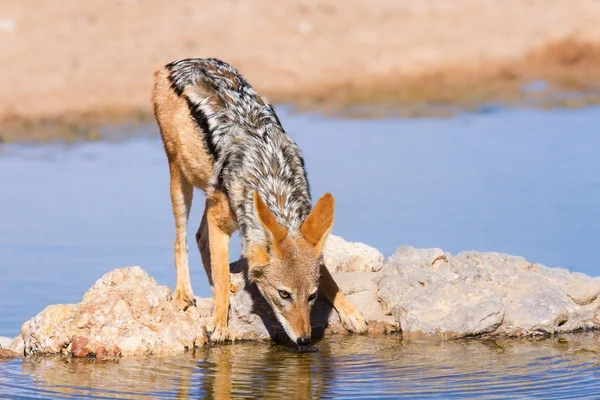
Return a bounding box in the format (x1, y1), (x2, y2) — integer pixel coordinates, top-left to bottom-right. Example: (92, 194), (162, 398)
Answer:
(1, 235), (599, 358)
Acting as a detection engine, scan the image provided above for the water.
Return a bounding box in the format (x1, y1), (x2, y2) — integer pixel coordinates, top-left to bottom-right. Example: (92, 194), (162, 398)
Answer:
(0, 334), (599, 398)
(1, 107), (600, 397)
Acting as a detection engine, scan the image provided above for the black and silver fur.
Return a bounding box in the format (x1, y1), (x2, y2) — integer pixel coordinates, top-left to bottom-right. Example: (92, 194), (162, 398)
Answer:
(166, 58), (312, 253)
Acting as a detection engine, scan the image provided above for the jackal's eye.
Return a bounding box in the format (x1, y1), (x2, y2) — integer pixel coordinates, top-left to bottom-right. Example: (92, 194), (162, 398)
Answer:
(278, 290), (291, 299)
(308, 292), (318, 302)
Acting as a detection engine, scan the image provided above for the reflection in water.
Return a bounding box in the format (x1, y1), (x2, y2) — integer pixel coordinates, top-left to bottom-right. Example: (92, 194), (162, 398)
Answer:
(198, 344), (324, 399)
(1, 334), (598, 398)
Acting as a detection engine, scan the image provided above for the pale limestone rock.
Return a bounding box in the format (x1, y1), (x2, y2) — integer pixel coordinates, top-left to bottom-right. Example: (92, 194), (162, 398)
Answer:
(18, 237), (393, 357)
(323, 235), (384, 272)
(377, 245), (600, 338)
(22, 304), (77, 354)
(0, 336), (12, 349)
(9, 336), (24, 355)
(16, 237), (600, 357)
(566, 275), (600, 306)
(502, 287), (572, 333)
(21, 267), (205, 357)
(0, 349), (19, 358)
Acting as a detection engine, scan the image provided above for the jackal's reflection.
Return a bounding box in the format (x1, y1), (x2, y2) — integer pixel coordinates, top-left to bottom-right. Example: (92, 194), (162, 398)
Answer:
(196, 342), (326, 399)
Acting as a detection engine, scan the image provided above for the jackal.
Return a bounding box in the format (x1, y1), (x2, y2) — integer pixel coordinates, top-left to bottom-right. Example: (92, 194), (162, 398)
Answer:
(152, 58), (367, 344)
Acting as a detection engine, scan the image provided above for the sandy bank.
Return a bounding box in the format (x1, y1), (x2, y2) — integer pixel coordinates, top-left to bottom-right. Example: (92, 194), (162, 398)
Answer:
(1, 0), (600, 142)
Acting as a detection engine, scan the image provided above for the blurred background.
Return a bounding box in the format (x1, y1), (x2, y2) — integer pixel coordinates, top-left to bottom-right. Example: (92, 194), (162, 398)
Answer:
(1, 0), (600, 141)
(1, 0), (599, 337)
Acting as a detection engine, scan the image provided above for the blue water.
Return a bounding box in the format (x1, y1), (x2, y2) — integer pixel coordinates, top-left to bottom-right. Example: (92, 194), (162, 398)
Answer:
(0, 335), (599, 398)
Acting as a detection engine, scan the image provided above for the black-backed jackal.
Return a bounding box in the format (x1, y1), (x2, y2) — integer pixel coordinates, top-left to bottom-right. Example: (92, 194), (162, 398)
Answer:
(152, 58), (367, 344)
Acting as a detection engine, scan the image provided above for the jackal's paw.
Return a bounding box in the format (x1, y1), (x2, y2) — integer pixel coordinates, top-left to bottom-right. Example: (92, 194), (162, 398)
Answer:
(173, 288), (196, 311)
(207, 317), (229, 343)
(338, 305), (368, 334)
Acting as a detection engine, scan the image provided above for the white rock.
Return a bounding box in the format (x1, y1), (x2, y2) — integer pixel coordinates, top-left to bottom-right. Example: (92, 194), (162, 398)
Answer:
(16, 238), (600, 356)
(323, 234), (384, 272)
(21, 267), (205, 357)
(9, 336), (24, 355)
(566, 275), (600, 306)
(0, 336), (12, 349)
(377, 245), (600, 337)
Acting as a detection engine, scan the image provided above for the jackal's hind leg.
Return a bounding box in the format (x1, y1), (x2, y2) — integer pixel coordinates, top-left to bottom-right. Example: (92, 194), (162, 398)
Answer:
(169, 163), (196, 310)
(319, 264), (368, 333)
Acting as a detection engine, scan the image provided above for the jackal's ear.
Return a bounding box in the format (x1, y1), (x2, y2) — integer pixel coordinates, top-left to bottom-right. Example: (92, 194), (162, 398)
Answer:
(254, 191), (287, 243)
(300, 193), (334, 249)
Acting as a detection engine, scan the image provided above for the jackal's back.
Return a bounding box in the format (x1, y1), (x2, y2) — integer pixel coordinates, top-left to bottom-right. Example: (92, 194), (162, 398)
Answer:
(153, 58), (312, 251)
(165, 58), (284, 159)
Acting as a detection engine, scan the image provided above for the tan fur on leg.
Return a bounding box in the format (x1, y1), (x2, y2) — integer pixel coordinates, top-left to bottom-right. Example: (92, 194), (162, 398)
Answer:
(169, 162), (196, 310)
(205, 191), (237, 342)
(319, 264), (368, 333)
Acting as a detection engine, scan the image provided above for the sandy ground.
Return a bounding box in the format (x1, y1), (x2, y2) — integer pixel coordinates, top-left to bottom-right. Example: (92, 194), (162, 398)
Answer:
(1, 0), (600, 141)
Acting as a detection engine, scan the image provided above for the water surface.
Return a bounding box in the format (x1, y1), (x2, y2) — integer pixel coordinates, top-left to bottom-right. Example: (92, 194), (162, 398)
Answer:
(1, 107), (599, 397)
(1, 334), (599, 398)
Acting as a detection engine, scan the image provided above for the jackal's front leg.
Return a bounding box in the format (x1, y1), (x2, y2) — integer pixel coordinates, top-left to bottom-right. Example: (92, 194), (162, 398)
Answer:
(205, 193), (235, 343)
(319, 264), (368, 333)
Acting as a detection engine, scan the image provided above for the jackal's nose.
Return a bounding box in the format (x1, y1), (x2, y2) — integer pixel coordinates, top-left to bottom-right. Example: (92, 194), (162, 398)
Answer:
(297, 337), (311, 346)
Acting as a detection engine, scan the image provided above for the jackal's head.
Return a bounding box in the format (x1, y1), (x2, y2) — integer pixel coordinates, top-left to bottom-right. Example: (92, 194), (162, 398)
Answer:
(248, 192), (334, 346)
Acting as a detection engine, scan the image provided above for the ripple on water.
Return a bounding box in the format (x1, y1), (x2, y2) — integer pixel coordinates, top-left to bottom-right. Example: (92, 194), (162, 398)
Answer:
(0, 334), (599, 399)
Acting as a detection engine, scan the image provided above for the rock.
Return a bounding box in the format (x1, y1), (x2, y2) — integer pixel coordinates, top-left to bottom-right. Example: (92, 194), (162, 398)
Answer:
(71, 336), (90, 358)
(389, 245), (448, 268)
(377, 245), (600, 338)
(330, 272), (391, 323)
(9, 335), (24, 355)
(21, 267), (205, 357)
(16, 237), (600, 356)
(323, 235), (384, 272)
(375, 247), (505, 338)
(92, 345), (122, 359)
(566, 275), (600, 306)
(21, 304), (77, 354)
(0, 336), (12, 349)
(18, 237), (392, 356)
(0, 349), (20, 358)
(94, 346), (106, 358)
